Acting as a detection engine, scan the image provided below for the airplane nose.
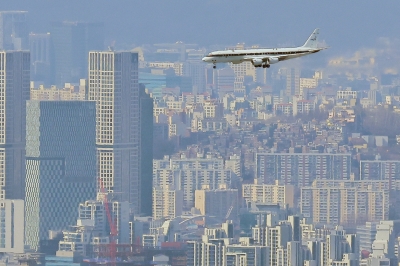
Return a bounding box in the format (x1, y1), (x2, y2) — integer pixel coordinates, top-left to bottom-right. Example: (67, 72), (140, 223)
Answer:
(202, 57), (206, 62)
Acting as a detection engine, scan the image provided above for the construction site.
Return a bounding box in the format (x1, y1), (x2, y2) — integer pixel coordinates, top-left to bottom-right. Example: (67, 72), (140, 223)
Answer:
(82, 243), (186, 266)
(79, 180), (187, 266)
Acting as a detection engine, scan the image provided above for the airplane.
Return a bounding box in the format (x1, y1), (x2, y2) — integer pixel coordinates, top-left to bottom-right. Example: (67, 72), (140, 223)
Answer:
(202, 28), (326, 69)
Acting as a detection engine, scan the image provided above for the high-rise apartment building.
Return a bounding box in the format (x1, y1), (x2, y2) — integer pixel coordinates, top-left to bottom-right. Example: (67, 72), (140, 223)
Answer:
(51, 22), (104, 85)
(183, 61), (206, 94)
(242, 180), (295, 208)
(153, 156), (234, 208)
(214, 67), (235, 91)
(0, 200), (24, 253)
(360, 160), (400, 186)
(187, 239), (226, 266)
(229, 61), (255, 89)
(88, 51), (144, 213)
(152, 186), (183, 220)
(256, 153), (351, 186)
(276, 241), (303, 266)
(25, 101), (97, 250)
(226, 245), (270, 266)
(0, 51), (30, 200)
(195, 187), (238, 220)
(282, 67), (300, 97)
(0, 11), (29, 50)
(301, 180), (390, 226)
(357, 222), (377, 255)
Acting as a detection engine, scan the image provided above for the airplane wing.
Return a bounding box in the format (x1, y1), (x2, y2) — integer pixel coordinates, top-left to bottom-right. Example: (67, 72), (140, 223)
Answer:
(244, 52), (310, 63)
(277, 55), (292, 61)
(243, 54), (290, 62)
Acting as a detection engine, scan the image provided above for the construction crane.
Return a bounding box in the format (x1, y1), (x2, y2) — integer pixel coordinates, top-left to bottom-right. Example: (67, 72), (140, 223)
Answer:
(98, 178), (118, 266)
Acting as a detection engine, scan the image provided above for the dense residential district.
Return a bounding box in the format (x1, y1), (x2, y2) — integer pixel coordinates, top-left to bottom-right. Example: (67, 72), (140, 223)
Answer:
(1, 10), (400, 266)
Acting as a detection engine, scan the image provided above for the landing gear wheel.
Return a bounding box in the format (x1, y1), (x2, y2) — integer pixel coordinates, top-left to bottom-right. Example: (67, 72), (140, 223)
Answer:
(266, 64), (270, 68)
(213, 65), (216, 69)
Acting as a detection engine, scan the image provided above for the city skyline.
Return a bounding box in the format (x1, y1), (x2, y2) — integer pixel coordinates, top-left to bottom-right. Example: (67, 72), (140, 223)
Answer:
(0, 1), (399, 53)
(0, 3), (400, 265)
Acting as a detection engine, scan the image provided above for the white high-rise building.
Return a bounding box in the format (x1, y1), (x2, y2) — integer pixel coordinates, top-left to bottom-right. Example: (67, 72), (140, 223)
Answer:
(152, 186), (183, 220)
(0, 200), (24, 253)
(153, 157), (234, 208)
(58, 194), (130, 256)
(0, 51), (30, 200)
(256, 153), (352, 186)
(357, 222), (377, 256)
(88, 51), (142, 213)
(194, 187), (238, 220)
(242, 180), (295, 208)
(301, 180), (390, 226)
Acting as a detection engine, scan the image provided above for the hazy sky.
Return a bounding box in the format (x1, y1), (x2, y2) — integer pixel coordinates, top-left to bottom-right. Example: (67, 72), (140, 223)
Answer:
(1, 0), (399, 54)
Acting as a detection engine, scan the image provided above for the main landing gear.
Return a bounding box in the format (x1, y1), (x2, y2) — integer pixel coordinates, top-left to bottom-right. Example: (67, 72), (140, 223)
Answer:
(262, 64), (270, 68)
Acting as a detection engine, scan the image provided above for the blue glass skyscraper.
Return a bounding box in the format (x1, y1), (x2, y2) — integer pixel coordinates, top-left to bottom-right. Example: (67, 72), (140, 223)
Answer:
(25, 101), (97, 251)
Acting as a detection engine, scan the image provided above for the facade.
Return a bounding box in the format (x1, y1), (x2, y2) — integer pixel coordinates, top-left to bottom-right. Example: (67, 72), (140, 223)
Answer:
(228, 44), (257, 87)
(194, 187), (238, 220)
(337, 90), (358, 99)
(0, 51), (30, 200)
(225, 155), (242, 179)
(183, 61), (206, 94)
(357, 222), (377, 255)
(187, 222), (235, 266)
(0, 200), (24, 253)
(0, 11), (29, 50)
(51, 21), (104, 85)
(152, 186), (183, 220)
(282, 68), (300, 97)
(256, 153), (352, 186)
(301, 180), (390, 226)
(203, 100), (223, 118)
(274, 103), (293, 116)
(367, 220), (400, 262)
(242, 180), (295, 208)
(300, 77), (318, 90)
(139, 84), (154, 216)
(153, 157), (234, 208)
(293, 99), (315, 116)
(187, 232), (270, 266)
(25, 101), (96, 250)
(226, 245), (270, 266)
(88, 51), (144, 213)
(360, 160), (400, 185)
(215, 67), (235, 91)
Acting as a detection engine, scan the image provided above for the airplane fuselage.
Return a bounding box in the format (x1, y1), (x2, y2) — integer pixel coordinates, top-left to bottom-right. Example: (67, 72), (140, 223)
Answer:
(202, 47), (322, 67)
(202, 28), (325, 68)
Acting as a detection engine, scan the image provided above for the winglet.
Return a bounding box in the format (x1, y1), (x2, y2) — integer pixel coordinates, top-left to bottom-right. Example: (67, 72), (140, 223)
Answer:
(302, 28), (319, 48)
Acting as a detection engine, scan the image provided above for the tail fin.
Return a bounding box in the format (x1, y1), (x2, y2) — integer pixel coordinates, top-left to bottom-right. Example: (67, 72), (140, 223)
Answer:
(302, 28), (319, 48)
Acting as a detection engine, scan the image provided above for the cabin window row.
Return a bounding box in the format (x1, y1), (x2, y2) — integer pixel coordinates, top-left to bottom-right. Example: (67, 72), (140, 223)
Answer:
(211, 51), (305, 57)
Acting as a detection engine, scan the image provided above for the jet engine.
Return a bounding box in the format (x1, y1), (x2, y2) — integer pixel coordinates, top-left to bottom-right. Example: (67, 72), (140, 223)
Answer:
(267, 57), (279, 64)
(251, 58), (263, 67)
